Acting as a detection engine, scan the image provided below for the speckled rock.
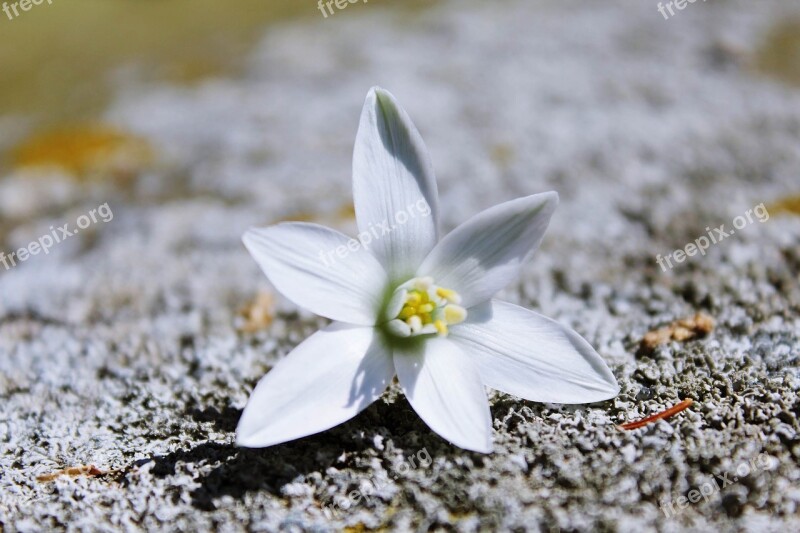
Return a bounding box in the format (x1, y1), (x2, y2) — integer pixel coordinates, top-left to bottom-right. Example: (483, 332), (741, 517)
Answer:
(1, 0), (799, 531)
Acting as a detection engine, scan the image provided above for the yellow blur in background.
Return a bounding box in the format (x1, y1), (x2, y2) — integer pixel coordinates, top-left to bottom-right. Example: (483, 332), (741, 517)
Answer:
(0, 0), (798, 198)
(0, 0), (312, 123)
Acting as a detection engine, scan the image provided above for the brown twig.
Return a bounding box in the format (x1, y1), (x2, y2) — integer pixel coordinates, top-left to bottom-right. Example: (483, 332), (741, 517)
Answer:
(618, 398), (694, 430)
(36, 465), (108, 483)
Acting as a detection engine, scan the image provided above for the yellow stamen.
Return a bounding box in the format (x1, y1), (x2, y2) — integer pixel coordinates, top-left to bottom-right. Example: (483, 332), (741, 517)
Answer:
(444, 304), (467, 325)
(436, 287), (462, 304)
(398, 306), (417, 319)
(414, 277), (434, 291)
(406, 315), (422, 332)
(406, 292), (422, 306)
(388, 277), (467, 338)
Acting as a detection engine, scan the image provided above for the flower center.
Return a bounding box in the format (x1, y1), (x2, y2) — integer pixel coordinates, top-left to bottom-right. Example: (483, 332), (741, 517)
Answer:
(384, 277), (467, 338)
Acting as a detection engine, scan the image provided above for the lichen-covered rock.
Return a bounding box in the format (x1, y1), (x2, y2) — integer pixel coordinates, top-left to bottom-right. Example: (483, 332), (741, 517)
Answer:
(1, 0), (799, 531)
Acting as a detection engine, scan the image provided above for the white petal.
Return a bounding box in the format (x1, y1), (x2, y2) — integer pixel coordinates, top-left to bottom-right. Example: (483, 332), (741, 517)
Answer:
(393, 338), (493, 453)
(417, 192), (558, 308)
(243, 223), (387, 325)
(386, 319), (411, 337)
(450, 300), (619, 403)
(352, 87), (439, 280)
(237, 324), (394, 448)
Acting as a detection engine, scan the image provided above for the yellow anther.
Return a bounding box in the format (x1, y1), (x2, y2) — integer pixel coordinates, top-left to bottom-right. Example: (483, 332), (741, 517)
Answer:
(406, 292), (422, 306)
(418, 303), (434, 314)
(444, 304), (467, 325)
(406, 315), (422, 332)
(398, 306), (417, 319)
(414, 277), (434, 291)
(436, 287), (462, 304)
(419, 312), (432, 324)
(434, 320), (448, 336)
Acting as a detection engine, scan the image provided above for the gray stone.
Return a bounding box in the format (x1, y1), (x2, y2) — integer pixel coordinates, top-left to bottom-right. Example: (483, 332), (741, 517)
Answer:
(1, 0), (799, 531)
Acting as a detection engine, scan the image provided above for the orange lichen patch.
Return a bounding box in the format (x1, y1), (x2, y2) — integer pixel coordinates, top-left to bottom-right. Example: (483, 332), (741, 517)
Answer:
(638, 313), (714, 355)
(237, 291), (275, 333)
(619, 398), (694, 430)
(343, 524), (376, 533)
(279, 212), (317, 223)
(36, 465), (107, 483)
(489, 142), (515, 168)
(13, 125), (153, 181)
(336, 203), (356, 221)
(275, 203), (356, 228)
(768, 195), (800, 216)
(754, 19), (800, 87)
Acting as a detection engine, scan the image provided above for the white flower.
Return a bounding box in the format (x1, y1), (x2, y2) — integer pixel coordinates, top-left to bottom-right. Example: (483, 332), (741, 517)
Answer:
(236, 87), (619, 453)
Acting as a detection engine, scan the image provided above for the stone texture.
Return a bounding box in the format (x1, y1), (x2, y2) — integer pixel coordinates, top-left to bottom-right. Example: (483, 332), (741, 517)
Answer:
(1, 0), (799, 531)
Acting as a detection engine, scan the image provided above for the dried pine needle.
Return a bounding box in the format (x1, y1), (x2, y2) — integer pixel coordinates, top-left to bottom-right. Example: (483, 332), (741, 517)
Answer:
(619, 398), (694, 430)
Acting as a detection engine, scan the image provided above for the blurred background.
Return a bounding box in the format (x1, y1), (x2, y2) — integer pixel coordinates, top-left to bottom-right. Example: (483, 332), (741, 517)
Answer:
(0, 0), (436, 249)
(0, 0), (798, 235)
(1, 0), (800, 531)
(1, 1), (304, 123)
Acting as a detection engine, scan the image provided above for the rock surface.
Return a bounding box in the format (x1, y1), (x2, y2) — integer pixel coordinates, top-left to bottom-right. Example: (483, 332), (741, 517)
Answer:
(1, 0), (799, 531)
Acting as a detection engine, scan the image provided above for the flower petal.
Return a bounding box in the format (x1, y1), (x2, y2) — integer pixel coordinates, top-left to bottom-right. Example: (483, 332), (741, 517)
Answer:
(236, 324), (394, 448)
(243, 222), (387, 325)
(393, 338), (493, 453)
(352, 87), (439, 280)
(450, 300), (619, 404)
(417, 192), (558, 308)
